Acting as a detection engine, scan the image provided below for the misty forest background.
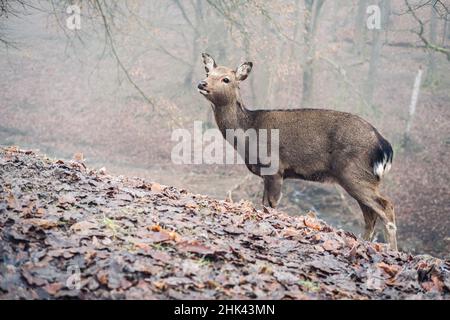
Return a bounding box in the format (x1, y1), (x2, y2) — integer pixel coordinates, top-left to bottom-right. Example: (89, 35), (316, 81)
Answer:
(0, 0), (449, 258)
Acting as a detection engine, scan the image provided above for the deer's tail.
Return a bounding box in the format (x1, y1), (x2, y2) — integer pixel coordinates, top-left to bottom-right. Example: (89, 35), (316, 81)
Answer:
(372, 131), (394, 180)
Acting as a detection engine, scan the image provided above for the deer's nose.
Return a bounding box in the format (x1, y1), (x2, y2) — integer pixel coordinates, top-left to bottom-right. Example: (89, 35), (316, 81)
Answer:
(197, 81), (207, 89)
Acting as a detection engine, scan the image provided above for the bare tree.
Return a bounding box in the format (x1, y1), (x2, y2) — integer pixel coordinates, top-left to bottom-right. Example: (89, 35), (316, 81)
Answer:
(405, 0), (450, 61)
(364, 0), (388, 107)
(302, 0), (325, 107)
(354, 0), (369, 55)
(427, 3), (438, 83)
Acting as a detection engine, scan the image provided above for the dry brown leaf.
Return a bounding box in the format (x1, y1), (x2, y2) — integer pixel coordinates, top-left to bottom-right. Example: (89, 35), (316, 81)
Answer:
(70, 220), (97, 232)
(147, 225), (180, 242)
(281, 227), (299, 238)
(58, 194), (76, 205)
(96, 270), (109, 286)
(149, 250), (171, 263)
(168, 231), (181, 242)
(184, 201), (198, 210)
(145, 231), (171, 243)
(205, 280), (219, 289)
(135, 242), (151, 251)
(26, 218), (58, 230)
(4, 146), (33, 154)
(43, 282), (63, 295)
(377, 262), (401, 277)
(304, 217), (322, 231)
(148, 225), (161, 232)
(177, 241), (217, 256)
(429, 274), (445, 292)
(151, 183), (163, 192)
(372, 242), (384, 252)
(73, 152), (84, 162)
(6, 193), (17, 209)
(306, 211), (317, 218)
(323, 239), (342, 252)
(153, 281), (167, 290)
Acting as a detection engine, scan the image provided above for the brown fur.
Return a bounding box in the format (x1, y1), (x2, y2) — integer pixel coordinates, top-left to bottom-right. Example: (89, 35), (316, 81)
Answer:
(198, 53), (397, 250)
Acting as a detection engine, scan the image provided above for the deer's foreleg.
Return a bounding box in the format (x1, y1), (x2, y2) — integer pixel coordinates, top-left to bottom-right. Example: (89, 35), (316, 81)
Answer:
(358, 202), (378, 241)
(262, 174), (283, 208)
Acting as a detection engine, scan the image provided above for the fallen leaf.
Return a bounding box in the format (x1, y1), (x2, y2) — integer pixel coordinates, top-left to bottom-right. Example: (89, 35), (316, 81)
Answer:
(21, 270), (47, 286)
(281, 227), (299, 238)
(26, 218), (58, 230)
(58, 194), (76, 205)
(224, 226), (245, 235)
(323, 239), (342, 252)
(43, 282), (63, 295)
(304, 217), (322, 231)
(73, 152), (84, 162)
(142, 231), (171, 243)
(135, 242), (151, 251)
(184, 201), (198, 210)
(153, 281), (167, 290)
(151, 183), (163, 192)
(96, 270), (109, 286)
(6, 192), (17, 209)
(148, 225), (161, 232)
(149, 250), (171, 263)
(116, 193), (133, 202)
(377, 262), (401, 277)
(177, 241), (218, 256)
(70, 220), (98, 233)
(147, 226), (180, 242)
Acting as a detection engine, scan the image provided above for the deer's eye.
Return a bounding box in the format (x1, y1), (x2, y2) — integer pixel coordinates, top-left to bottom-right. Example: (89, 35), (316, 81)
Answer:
(222, 78), (230, 84)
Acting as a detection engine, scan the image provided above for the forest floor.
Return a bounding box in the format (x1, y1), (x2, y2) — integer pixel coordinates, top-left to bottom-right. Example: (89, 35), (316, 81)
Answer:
(0, 146), (449, 300)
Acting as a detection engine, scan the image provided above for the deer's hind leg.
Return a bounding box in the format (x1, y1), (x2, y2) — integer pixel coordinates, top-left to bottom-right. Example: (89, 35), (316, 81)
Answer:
(338, 171), (397, 250)
(355, 192), (397, 250)
(375, 195), (397, 250)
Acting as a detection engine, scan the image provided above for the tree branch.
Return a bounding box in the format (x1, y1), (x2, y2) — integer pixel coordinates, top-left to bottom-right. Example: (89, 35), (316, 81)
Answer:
(405, 0), (450, 61)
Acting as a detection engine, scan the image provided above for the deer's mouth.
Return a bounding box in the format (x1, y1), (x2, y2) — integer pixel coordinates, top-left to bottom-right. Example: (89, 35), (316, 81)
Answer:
(198, 88), (209, 95)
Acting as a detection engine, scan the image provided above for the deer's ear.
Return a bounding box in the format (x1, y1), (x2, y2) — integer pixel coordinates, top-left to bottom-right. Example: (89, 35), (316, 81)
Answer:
(202, 53), (217, 75)
(236, 62), (253, 81)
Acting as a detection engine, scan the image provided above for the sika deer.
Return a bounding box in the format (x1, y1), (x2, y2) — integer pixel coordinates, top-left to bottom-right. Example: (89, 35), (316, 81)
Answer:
(197, 53), (397, 250)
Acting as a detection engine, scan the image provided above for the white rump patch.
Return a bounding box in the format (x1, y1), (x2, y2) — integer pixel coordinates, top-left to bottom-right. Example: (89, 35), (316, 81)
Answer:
(373, 153), (392, 178)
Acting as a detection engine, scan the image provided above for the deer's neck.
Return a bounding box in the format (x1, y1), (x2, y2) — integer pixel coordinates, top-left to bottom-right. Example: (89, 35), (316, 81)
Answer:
(212, 98), (252, 137)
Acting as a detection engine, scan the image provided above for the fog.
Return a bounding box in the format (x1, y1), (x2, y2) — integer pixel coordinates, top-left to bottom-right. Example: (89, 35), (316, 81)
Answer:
(1, 0), (449, 257)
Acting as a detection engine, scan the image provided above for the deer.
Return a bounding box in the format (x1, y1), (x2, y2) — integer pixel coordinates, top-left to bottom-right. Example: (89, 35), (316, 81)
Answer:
(197, 53), (397, 250)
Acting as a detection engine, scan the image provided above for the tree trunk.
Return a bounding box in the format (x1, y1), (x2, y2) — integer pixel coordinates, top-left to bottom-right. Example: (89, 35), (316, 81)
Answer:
(354, 0), (368, 55)
(447, 13), (450, 41)
(365, 26), (382, 106)
(364, 0), (386, 107)
(442, 14), (448, 45)
(286, 0), (302, 107)
(382, 0), (391, 42)
(404, 67), (423, 146)
(302, 0), (325, 107)
(179, 0), (203, 87)
(426, 5), (437, 84)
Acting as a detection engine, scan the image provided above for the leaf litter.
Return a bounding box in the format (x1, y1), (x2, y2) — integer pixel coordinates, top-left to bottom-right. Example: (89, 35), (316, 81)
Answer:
(0, 147), (449, 299)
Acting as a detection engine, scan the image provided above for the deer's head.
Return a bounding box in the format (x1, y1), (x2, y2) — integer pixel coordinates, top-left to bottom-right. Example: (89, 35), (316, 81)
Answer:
(198, 53), (252, 106)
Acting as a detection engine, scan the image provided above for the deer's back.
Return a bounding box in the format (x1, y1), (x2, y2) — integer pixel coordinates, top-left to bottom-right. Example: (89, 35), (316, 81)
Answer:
(249, 108), (383, 180)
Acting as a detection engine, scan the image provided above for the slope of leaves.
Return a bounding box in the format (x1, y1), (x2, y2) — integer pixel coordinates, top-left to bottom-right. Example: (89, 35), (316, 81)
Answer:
(0, 147), (449, 300)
